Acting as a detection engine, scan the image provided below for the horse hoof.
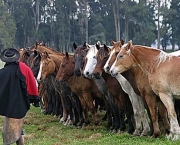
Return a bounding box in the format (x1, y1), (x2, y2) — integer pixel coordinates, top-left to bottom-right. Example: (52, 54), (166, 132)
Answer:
(117, 130), (124, 134)
(151, 133), (160, 138)
(77, 125), (82, 129)
(111, 129), (117, 134)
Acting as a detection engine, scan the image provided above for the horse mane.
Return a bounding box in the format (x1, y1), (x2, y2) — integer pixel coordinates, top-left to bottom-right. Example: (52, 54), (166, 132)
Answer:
(132, 45), (173, 67)
(157, 50), (172, 67)
(37, 44), (60, 53)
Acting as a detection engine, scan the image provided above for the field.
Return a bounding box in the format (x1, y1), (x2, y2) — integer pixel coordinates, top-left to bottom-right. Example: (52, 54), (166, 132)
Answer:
(0, 106), (180, 145)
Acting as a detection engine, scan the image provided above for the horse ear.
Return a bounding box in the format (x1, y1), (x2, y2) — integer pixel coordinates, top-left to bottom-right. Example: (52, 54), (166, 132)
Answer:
(126, 40), (133, 50)
(65, 52), (69, 58)
(83, 42), (87, 49)
(34, 50), (38, 55)
(111, 40), (115, 45)
(73, 42), (77, 50)
(120, 39), (124, 45)
(35, 41), (38, 46)
(96, 41), (101, 46)
(96, 44), (100, 50)
(104, 44), (109, 52)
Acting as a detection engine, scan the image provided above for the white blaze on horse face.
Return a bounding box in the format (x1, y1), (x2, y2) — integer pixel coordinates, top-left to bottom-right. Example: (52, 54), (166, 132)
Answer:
(83, 45), (98, 78)
(37, 61), (43, 81)
(110, 55), (120, 77)
(110, 43), (130, 76)
(104, 49), (115, 73)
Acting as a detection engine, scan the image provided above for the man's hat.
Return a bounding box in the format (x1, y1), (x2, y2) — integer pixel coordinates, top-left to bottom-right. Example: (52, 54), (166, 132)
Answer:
(0, 48), (20, 62)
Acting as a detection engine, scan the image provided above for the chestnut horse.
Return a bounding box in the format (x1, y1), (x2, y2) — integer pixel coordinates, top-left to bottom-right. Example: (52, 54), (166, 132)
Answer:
(82, 41), (150, 136)
(110, 40), (180, 140)
(104, 40), (170, 138)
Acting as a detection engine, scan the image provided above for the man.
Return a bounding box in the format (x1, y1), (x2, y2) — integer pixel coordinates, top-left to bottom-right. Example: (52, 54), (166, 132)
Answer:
(0, 48), (40, 145)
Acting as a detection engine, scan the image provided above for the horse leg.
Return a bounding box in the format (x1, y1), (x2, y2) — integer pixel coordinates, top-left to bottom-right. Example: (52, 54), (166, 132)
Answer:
(83, 93), (99, 125)
(157, 100), (170, 135)
(59, 92), (67, 123)
(118, 107), (126, 132)
(137, 95), (150, 136)
(124, 106), (135, 134)
(159, 93), (180, 140)
(144, 94), (160, 138)
(128, 94), (143, 136)
(73, 94), (84, 127)
(78, 96), (90, 126)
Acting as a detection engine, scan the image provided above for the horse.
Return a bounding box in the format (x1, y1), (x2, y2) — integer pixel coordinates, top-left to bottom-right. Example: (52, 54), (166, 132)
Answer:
(110, 40), (180, 140)
(82, 41), (150, 136)
(55, 52), (114, 127)
(104, 40), (170, 138)
(36, 51), (83, 127)
(92, 44), (135, 134)
(73, 42), (135, 133)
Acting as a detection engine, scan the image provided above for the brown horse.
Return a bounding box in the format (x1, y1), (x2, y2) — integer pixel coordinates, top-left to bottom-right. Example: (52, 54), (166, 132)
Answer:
(104, 40), (170, 138)
(110, 41), (180, 140)
(55, 52), (110, 126)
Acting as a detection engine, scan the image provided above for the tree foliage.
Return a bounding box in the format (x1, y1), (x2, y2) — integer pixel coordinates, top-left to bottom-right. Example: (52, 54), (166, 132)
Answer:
(0, 0), (179, 51)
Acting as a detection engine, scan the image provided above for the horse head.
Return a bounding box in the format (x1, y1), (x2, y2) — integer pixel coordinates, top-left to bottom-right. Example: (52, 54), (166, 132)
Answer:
(104, 39), (125, 73)
(55, 52), (74, 83)
(110, 40), (132, 76)
(93, 44), (111, 79)
(73, 42), (88, 76)
(28, 50), (41, 77)
(82, 41), (101, 78)
(37, 51), (56, 82)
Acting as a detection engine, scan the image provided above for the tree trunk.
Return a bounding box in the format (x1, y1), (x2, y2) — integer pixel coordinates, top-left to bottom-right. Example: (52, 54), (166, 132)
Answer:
(112, 0), (120, 41)
(157, 0), (160, 49)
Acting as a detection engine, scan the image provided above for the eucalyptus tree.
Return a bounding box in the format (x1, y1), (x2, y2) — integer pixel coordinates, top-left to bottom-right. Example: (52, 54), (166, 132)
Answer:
(127, 0), (156, 46)
(0, 1), (16, 49)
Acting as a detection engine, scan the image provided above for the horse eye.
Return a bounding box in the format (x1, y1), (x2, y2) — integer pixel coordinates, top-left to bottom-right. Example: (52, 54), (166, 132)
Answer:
(104, 56), (108, 60)
(119, 55), (123, 58)
(115, 52), (119, 55)
(93, 56), (96, 59)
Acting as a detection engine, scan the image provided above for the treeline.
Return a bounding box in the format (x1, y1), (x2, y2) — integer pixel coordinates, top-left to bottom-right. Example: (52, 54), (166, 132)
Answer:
(0, 0), (180, 52)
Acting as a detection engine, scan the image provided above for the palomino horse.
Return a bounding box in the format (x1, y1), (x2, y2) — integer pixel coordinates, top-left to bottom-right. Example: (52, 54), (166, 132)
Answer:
(104, 40), (170, 138)
(82, 41), (150, 136)
(110, 40), (180, 140)
(73, 42), (135, 133)
(55, 52), (111, 127)
(36, 51), (83, 127)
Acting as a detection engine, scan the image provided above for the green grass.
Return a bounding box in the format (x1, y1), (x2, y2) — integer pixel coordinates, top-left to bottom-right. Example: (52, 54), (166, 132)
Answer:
(1, 106), (180, 145)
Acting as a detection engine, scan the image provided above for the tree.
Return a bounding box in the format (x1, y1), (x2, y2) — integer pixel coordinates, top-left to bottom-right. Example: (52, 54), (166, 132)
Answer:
(0, 1), (16, 49)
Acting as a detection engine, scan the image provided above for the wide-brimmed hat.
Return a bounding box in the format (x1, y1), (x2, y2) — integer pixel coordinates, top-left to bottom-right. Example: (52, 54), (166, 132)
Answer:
(0, 48), (20, 62)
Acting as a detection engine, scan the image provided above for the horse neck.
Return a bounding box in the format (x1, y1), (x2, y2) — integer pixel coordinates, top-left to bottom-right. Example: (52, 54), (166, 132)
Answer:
(49, 54), (64, 71)
(131, 45), (159, 74)
(37, 45), (61, 55)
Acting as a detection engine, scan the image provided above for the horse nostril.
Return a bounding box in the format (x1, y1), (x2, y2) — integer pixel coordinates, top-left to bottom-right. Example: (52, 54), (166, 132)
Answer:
(106, 66), (110, 71)
(110, 70), (112, 75)
(86, 72), (89, 75)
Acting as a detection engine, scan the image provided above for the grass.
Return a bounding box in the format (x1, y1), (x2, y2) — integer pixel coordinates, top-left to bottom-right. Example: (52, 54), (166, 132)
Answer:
(1, 106), (180, 145)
